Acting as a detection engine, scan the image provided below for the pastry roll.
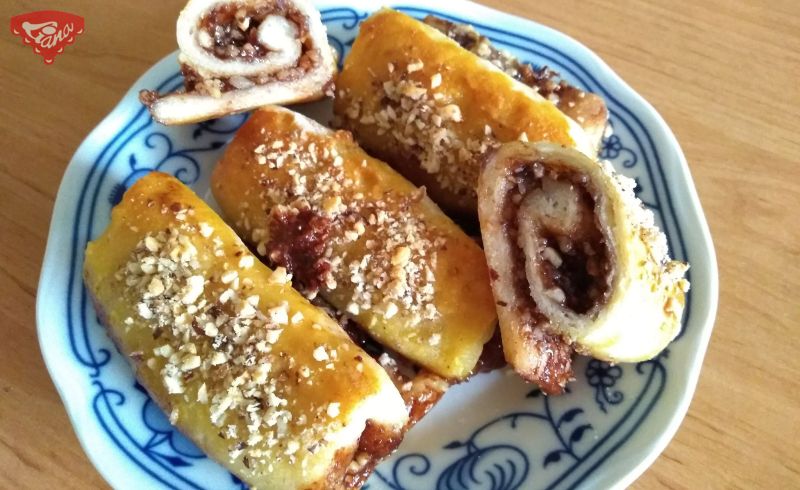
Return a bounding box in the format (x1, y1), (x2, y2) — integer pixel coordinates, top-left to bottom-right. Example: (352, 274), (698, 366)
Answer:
(315, 304), (451, 488)
(478, 142), (689, 391)
(84, 172), (408, 488)
(211, 106), (497, 380)
(422, 15), (608, 151)
(140, 0), (336, 125)
(333, 9), (595, 218)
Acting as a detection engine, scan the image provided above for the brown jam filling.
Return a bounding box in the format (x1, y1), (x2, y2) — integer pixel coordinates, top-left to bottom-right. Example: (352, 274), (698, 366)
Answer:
(535, 185), (610, 314)
(511, 161), (612, 315)
(499, 176), (543, 320)
(472, 329), (506, 374)
(499, 186), (573, 395)
(538, 229), (608, 314)
(198, 2), (309, 61)
(265, 208), (332, 292)
(185, 2), (322, 94)
(491, 159), (616, 394)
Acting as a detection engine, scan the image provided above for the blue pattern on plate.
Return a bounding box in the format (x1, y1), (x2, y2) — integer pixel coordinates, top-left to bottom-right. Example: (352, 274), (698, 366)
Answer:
(62, 6), (691, 489)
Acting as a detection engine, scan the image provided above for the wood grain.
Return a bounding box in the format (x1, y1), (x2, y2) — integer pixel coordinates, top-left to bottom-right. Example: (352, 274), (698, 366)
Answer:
(1, 0), (797, 488)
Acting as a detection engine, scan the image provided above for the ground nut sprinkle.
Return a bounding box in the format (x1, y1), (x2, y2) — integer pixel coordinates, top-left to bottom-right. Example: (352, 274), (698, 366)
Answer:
(337, 62), (499, 200)
(117, 226), (344, 471)
(238, 127), (441, 326)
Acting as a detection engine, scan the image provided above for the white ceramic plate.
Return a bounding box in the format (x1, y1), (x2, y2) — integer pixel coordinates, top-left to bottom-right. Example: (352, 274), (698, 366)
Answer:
(37, 1), (718, 488)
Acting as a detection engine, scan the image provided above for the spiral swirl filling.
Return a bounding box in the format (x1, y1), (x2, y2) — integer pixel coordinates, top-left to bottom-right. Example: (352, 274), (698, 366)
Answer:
(506, 160), (613, 318)
(183, 1), (321, 94)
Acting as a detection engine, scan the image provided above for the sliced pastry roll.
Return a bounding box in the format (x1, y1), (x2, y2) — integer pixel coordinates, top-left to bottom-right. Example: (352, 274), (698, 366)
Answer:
(84, 172), (408, 489)
(478, 142), (689, 392)
(211, 106), (497, 380)
(333, 8), (596, 218)
(140, 0), (337, 125)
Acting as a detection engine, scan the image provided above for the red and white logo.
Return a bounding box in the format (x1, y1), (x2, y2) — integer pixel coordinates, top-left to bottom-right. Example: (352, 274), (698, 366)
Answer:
(10, 11), (85, 64)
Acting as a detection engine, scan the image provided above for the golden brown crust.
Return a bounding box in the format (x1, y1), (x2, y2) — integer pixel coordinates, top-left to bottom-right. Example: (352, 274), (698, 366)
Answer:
(507, 326), (573, 395)
(478, 142), (689, 390)
(333, 9), (594, 218)
(211, 106), (497, 380)
(422, 15), (608, 152)
(554, 87), (607, 151)
(83, 172), (408, 489)
(312, 296), (451, 489)
(342, 368), (448, 489)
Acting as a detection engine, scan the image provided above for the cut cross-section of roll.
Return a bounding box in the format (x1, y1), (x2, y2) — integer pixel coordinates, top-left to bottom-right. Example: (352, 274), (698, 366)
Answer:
(140, 0), (337, 125)
(478, 142), (689, 391)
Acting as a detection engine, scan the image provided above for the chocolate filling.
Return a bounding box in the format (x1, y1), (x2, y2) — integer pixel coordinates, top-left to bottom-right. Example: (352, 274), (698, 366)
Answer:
(180, 1), (322, 95)
(490, 158), (615, 394)
(501, 187), (573, 395)
(199, 2), (309, 61)
(472, 329), (506, 374)
(509, 161), (612, 315)
(265, 207), (332, 292)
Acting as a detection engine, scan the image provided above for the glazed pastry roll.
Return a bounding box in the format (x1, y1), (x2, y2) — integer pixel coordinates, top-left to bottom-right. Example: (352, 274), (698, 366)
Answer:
(422, 15), (608, 151)
(315, 306), (451, 488)
(333, 8), (595, 218)
(84, 172), (408, 489)
(478, 142), (689, 391)
(212, 106), (497, 380)
(140, 0), (336, 125)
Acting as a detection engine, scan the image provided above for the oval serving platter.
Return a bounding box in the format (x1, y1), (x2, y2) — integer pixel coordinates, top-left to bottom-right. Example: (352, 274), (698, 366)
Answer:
(37, 1), (719, 489)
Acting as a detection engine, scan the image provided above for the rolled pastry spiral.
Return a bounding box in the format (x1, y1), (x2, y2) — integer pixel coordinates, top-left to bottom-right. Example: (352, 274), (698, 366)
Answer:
(478, 142), (689, 392)
(141, 0), (336, 125)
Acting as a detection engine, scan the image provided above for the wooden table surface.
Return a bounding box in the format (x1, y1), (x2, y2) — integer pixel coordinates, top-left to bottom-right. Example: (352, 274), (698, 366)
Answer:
(1, 0), (798, 488)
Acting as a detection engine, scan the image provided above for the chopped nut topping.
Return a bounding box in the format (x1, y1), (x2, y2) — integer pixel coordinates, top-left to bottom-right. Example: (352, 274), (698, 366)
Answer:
(267, 266), (292, 285)
(268, 303), (289, 325)
(290, 311), (304, 324)
(383, 302), (399, 319)
(144, 236), (161, 252)
(211, 351), (228, 365)
(181, 354), (202, 371)
(220, 270), (239, 284)
(117, 227), (347, 472)
(181, 275), (205, 304)
(339, 70), (499, 199)
(197, 383), (208, 403)
(326, 402), (340, 418)
(312, 345), (329, 362)
(199, 222), (214, 238)
(239, 255), (255, 269)
(240, 130), (441, 326)
(145, 277), (165, 297)
(406, 59), (424, 73)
